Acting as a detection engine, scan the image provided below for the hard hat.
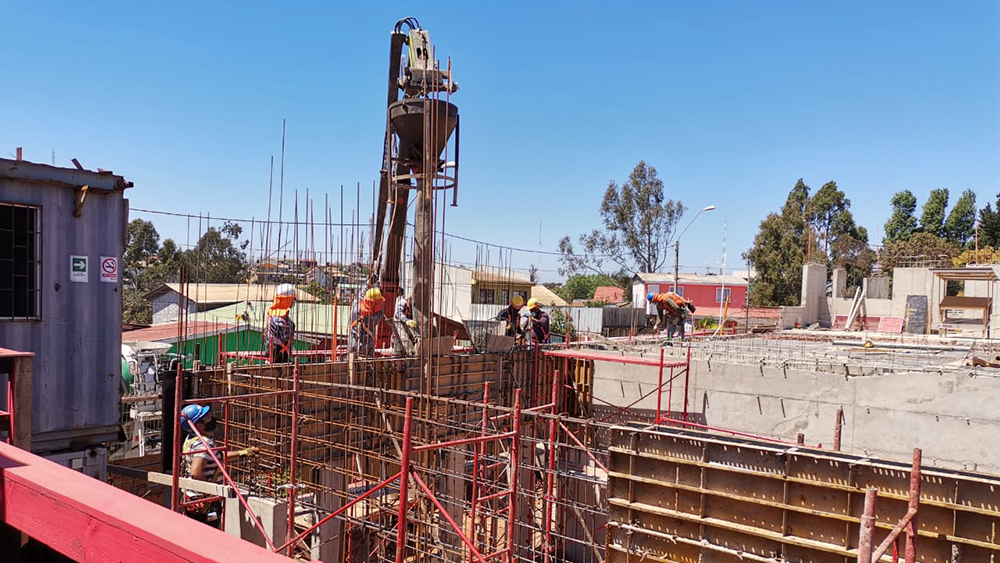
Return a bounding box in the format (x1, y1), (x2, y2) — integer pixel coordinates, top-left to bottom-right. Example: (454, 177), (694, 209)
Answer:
(276, 283), (297, 297)
(365, 287), (383, 301)
(511, 295), (524, 308)
(527, 298), (541, 310)
(647, 292), (655, 302)
(181, 404), (210, 432)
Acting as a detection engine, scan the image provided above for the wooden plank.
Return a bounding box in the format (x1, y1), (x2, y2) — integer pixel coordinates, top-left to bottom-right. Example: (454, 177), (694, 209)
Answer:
(106, 464), (234, 498)
(13, 357), (31, 451)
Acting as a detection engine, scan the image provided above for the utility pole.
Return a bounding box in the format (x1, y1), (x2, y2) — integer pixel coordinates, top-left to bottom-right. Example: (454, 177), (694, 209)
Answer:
(673, 241), (680, 293)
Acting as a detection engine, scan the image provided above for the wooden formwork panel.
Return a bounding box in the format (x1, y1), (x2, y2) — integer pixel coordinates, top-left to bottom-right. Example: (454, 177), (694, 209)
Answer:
(606, 424), (1000, 563)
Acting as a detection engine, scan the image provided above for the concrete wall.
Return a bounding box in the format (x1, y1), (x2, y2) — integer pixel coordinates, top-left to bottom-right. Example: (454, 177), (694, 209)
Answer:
(591, 359), (1000, 474)
(815, 267), (972, 332)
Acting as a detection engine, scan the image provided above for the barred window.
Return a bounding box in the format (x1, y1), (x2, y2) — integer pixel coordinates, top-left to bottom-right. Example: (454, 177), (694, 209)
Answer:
(0, 203), (40, 319)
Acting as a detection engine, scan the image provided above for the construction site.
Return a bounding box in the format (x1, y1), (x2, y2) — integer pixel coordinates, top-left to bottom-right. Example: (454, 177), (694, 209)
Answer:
(1, 12), (999, 563)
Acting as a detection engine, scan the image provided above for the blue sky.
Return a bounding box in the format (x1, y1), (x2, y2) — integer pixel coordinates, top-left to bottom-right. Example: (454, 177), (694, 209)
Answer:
(3, 1), (998, 282)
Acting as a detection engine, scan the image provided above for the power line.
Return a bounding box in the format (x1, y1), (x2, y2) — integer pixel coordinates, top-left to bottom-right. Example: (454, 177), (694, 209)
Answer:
(130, 206), (741, 270)
(131, 206), (582, 257)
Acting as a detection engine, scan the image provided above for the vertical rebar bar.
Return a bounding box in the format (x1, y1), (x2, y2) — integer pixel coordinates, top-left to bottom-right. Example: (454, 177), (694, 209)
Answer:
(543, 371), (560, 563)
(470, 382), (489, 558)
(396, 397), (414, 563)
(286, 360), (301, 556)
(858, 487), (877, 563)
(682, 345), (692, 422)
(655, 349), (664, 424)
(506, 389), (522, 563)
(834, 406), (843, 451)
(904, 448), (922, 563)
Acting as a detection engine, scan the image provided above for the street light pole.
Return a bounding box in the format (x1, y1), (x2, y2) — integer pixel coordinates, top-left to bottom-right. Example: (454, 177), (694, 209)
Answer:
(673, 205), (717, 293)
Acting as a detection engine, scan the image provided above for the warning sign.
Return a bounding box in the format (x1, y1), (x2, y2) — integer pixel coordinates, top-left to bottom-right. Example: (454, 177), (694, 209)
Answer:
(70, 255), (88, 283)
(100, 256), (119, 283)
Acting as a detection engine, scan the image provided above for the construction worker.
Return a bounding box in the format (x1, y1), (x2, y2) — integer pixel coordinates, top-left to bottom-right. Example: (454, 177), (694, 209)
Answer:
(266, 283), (296, 363)
(349, 287), (386, 357)
(496, 295), (526, 342)
(526, 298), (550, 345)
(180, 404), (258, 528)
(393, 294), (419, 355)
(646, 292), (695, 339)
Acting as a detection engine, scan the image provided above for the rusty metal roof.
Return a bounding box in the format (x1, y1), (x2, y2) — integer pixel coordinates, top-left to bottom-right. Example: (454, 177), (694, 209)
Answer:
(930, 267), (999, 281)
(0, 347), (34, 358)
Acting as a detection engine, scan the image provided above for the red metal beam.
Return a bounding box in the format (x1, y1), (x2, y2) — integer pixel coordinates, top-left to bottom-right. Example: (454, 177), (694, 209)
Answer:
(0, 441), (296, 563)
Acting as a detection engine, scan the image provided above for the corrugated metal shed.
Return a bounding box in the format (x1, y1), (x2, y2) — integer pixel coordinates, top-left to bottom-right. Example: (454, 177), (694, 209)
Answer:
(0, 158), (131, 452)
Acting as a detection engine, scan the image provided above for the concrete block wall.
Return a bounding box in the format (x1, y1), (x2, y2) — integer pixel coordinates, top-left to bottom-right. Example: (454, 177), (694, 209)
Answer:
(591, 359), (1000, 475)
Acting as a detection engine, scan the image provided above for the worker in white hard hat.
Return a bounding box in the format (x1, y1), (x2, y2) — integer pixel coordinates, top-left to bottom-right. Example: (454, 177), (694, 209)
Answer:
(496, 295), (526, 342)
(349, 287), (386, 357)
(266, 283), (297, 363)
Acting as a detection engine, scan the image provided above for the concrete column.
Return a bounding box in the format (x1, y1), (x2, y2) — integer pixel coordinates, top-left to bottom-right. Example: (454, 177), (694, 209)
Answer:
(800, 263), (827, 326)
(832, 268), (847, 299)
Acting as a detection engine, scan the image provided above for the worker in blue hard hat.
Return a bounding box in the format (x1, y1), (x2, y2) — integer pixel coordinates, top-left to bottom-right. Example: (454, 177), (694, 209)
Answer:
(180, 404), (258, 527)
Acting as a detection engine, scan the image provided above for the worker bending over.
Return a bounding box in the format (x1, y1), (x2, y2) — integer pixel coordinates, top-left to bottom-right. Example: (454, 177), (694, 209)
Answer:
(180, 404), (258, 527)
(393, 294), (419, 355)
(496, 295), (526, 342)
(526, 298), (550, 345)
(647, 292), (696, 339)
(349, 287), (386, 357)
(266, 283), (297, 363)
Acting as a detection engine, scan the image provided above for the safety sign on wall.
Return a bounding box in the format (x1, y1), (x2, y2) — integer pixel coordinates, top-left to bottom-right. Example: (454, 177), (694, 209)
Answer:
(100, 256), (119, 283)
(70, 255), (88, 283)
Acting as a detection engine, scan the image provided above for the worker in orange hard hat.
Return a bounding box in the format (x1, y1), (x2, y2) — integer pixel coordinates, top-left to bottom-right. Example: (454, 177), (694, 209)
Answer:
(266, 283), (297, 363)
(496, 294), (527, 342)
(349, 287), (385, 357)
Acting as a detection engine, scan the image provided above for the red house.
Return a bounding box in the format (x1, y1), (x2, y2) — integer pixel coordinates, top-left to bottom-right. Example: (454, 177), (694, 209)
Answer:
(592, 285), (625, 305)
(632, 272), (748, 317)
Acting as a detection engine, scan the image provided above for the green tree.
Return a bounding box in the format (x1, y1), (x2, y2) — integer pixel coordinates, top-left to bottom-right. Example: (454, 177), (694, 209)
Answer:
(979, 195), (1000, 248)
(883, 190), (918, 244)
(122, 220), (182, 325)
(559, 161), (684, 277)
(743, 179), (816, 306)
(944, 189), (977, 247)
(305, 280), (334, 305)
(182, 221), (250, 284)
(809, 181), (863, 256)
(919, 188), (949, 237)
(556, 274), (617, 303)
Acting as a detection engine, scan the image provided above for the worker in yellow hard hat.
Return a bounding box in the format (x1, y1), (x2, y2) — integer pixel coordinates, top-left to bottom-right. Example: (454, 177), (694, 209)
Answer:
(526, 298), (550, 345)
(496, 294), (526, 341)
(349, 286), (385, 357)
